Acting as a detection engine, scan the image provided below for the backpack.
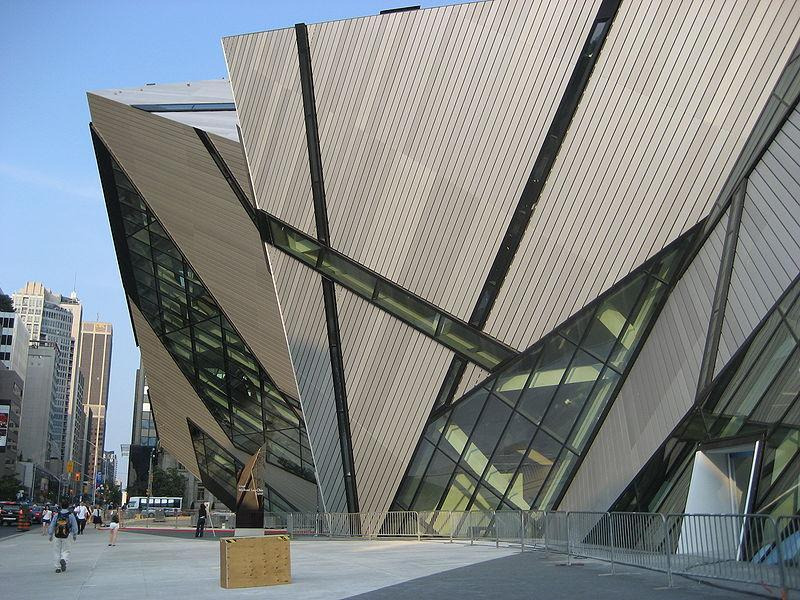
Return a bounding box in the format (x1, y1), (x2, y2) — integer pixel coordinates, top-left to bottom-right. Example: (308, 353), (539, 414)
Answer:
(54, 514), (70, 539)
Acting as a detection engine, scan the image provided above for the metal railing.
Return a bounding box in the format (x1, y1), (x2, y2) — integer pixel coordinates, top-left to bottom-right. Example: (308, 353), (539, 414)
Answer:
(119, 508), (236, 530)
(270, 508), (800, 594)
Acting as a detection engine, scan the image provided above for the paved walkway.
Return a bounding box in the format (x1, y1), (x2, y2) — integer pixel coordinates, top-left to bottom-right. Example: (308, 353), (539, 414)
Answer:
(0, 527), (778, 599)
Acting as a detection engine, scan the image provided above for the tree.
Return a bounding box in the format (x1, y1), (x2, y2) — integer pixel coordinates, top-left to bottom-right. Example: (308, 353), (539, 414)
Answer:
(0, 294), (13, 312)
(151, 467), (186, 498)
(0, 475), (24, 500)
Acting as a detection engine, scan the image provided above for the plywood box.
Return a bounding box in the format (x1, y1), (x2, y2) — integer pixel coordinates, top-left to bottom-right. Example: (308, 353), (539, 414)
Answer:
(219, 535), (291, 589)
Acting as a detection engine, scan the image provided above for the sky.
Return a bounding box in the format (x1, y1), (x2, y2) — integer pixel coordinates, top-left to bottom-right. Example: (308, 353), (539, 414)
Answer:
(0, 0), (454, 479)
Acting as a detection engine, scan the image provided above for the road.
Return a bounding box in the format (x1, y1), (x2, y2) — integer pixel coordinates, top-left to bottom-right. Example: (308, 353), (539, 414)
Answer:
(0, 523), (37, 540)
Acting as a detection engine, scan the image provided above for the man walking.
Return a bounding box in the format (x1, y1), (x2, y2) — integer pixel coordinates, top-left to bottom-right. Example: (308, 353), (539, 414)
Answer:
(75, 501), (88, 534)
(195, 502), (207, 538)
(48, 501), (78, 573)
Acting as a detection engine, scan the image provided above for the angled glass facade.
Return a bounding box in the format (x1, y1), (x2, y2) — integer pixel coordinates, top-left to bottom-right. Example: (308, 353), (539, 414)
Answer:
(393, 232), (696, 512)
(95, 137), (315, 482)
(613, 274), (800, 518)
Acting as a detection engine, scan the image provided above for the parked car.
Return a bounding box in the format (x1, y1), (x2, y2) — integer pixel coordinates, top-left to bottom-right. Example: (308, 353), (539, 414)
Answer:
(29, 505), (43, 524)
(0, 502), (29, 526)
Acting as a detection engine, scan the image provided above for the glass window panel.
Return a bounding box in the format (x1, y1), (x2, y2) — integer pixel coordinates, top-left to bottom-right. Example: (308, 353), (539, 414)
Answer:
(568, 368), (621, 452)
(784, 291), (800, 339)
(116, 185), (147, 212)
(517, 336), (576, 425)
(397, 440), (434, 508)
(153, 251), (185, 282)
(541, 350), (603, 443)
(437, 317), (507, 369)
(374, 282), (439, 336)
(118, 202), (149, 229)
(535, 448), (578, 509)
(750, 346), (800, 424)
(717, 323), (795, 419)
(460, 394), (512, 480)
(126, 234), (152, 260)
(318, 250), (377, 298)
(411, 448), (456, 510)
(471, 484), (502, 512)
(492, 349), (541, 407)
(439, 468), (479, 512)
(648, 243), (686, 284)
(558, 309), (595, 346)
(424, 414), (448, 447)
(270, 222), (320, 266)
(438, 387), (489, 462)
(581, 274), (646, 363)
(779, 282), (800, 317)
(758, 430), (800, 503)
(506, 429), (561, 510)
(711, 311), (784, 413)
(608, 279), (665, 371)
(482, 412), (538, 498)
(129, 250), (154, 275)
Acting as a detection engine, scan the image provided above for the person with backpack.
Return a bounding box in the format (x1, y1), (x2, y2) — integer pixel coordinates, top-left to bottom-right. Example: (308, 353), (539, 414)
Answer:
(48, 500), (78, 573)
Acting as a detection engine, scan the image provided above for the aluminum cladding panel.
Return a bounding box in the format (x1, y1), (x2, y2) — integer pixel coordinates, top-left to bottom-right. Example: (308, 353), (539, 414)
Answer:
(559, 213), (728, 512)
(222, 27), (316, 236)
(486, 0), (800, 351)
(716, 106), (800, 374)
(308, 0), (599, 320)
(336, 287), (454, 516)
(268, 248), (347, 514)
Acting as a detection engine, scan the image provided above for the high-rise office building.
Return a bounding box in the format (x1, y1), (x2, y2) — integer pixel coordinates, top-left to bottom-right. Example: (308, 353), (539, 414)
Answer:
(1, 310), (30, 383)
(12, 283), (83, 467)
(19, 341), (60, 468)
(88, 1), (800, 525)
(101, 450), (117, 485)
(78, 321), (113, 479)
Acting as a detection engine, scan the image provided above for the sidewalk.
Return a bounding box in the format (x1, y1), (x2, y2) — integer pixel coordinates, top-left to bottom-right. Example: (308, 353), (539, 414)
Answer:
(0, 526), (778, 599)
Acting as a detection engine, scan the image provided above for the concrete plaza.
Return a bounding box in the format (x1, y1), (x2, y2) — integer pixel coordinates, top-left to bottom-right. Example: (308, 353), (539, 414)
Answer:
(0, 526), (767, 599)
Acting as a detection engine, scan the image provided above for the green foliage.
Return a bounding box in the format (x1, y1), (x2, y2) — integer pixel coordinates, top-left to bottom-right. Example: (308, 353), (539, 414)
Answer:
(0, 294), (13, 312)
(0, 475), (24, 500)
(151, 467), (185, 498)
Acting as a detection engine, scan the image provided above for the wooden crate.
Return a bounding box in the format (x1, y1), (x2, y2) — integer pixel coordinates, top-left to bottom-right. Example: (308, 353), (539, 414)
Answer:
(219, 535), (291, 589)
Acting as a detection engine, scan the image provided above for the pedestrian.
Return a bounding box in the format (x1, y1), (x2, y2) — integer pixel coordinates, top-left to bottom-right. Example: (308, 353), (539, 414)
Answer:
(48, 501), (78, 573)
(74, 501), (88, 534)
(91, 505), (102, 529)
(195, 502), (207, 538)
(108, 507), (122, 546)
(41, 505), (52, 536)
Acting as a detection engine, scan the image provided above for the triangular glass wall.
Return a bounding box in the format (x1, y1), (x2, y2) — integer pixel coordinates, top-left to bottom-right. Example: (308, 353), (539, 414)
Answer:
(93, 132), (315, 483)
(393, 228), (699, 512)
(613, 273), (800, 518)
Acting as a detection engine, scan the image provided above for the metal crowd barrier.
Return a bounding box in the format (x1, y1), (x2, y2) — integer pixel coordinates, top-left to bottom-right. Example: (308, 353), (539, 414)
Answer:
(271, 508), (800, 594)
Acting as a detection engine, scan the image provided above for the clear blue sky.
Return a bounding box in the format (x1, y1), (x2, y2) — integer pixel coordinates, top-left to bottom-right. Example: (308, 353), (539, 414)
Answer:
(0, 1), (453, 467)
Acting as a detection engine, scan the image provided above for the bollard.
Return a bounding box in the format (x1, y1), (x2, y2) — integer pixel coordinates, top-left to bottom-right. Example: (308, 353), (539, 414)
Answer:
(544, 511), (549, 556)
(416, 512), (421, 542)
(520, 510), (525, 553)
(288, 513), (294, 539)
(470, 512), (474, 546)
(494, 511), (499, 549)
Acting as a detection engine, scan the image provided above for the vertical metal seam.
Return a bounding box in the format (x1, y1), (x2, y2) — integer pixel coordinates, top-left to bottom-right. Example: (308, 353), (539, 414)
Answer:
(296, 22), (359, 513)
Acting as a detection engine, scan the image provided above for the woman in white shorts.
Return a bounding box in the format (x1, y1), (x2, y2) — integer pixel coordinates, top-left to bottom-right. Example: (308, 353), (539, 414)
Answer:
(41, 506), (52, 535)
(108, 508), (122, 546)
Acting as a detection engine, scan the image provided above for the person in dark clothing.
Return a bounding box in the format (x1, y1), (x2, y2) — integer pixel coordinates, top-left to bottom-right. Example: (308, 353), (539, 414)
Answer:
(195, 502), (207, 538)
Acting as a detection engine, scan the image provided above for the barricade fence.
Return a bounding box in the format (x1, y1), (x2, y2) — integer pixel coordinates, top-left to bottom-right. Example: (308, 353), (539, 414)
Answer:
(272, 509), (800, 593)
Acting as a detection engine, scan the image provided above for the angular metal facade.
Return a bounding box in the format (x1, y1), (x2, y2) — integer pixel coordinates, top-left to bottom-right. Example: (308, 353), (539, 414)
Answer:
(89, 1), (800, 518)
